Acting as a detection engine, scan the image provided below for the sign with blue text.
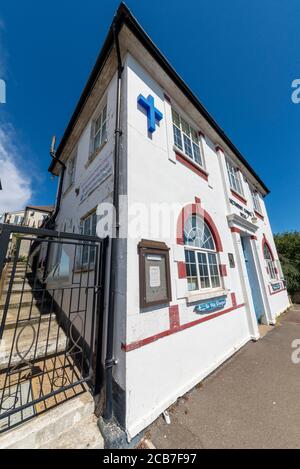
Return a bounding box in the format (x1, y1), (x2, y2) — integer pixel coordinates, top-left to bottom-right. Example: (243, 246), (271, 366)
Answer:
(271, 282), (282, 292)
(137, 94), (163, 133)
(79, 155), (112, 204)
(194, 296), (227, 314)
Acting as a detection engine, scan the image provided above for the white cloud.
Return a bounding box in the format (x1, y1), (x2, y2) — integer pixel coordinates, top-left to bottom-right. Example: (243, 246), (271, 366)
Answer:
(0, 124), (32, 215)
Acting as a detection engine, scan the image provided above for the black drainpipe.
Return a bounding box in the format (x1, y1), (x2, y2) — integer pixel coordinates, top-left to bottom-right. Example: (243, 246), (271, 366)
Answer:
(38, 147), (66, 281)
(103, 18), (123, 422)
(46, 146), (66, 229)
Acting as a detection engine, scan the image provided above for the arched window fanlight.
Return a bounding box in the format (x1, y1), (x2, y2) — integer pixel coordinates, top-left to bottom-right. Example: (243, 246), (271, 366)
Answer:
(263, 241), (277, 280)
(184, 215), (221, 292)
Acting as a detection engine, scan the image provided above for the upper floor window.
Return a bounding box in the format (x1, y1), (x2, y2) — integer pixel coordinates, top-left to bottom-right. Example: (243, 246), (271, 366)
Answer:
(184, 214), (221, 292)
(91, 104), (107, 156)
(65, 150), (77, 191)
(251, 188), (262, 213)
(172, 109), (204, 168)
(226, 159), (244, 196)
(263, 242), (277, 280)
(77, 211), (97, 268)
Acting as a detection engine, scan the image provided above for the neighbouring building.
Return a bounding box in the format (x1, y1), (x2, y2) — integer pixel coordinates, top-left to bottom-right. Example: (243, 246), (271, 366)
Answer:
(2, 205), (53, 259)
(22, 205), (54, 229)
(46, 3), (290, 440)
(3, 210), (25, 226)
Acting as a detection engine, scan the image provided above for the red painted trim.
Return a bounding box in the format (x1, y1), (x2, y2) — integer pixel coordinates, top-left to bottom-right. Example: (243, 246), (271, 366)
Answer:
(215, 145), (224, 153)
(177, 261), (187, 279)
(176, 202), (223, 252)
(219, 264), (227, 277)
(122, 303), (245, 352)
(194, 196), (201, 205)
(164, 93), (171, 103)
(231, 292), (237, 307)
(268, 284), (287, 296)
(262, 235), (275, 261)
(251, 235), (257, 240)
(169, 305), (180, 330)
(230, 189), (247, 206)
(230, 227), (241, 234)
(175, 152), (208, 181)
(255, 210), (264, 220)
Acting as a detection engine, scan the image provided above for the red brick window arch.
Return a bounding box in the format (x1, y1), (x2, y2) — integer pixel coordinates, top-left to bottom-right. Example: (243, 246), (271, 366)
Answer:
(263, 238), (277, 280)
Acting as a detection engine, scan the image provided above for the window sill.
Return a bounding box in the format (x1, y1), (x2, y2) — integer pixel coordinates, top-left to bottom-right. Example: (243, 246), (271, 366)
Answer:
(174, 146), (208, 181)
(85, 139), (107, 169)
(186, 288), (228, 304)
(230, 189), (247, 205)
(254, 210), (264, 220)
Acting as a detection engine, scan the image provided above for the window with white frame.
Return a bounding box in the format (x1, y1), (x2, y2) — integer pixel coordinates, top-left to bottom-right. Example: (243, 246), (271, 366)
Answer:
(77, 212), (97, 268)
(263, 243), (277, 280)
(91, 104), (107, 156)
(65, 150), (77, 190)
(251, 187), (262, 213)
(226, 158), (244, 195)
(184, 214), (221, 292)
(172, 109), (204, 168)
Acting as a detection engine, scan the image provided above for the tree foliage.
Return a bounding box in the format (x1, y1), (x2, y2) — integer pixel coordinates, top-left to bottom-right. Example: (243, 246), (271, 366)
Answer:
(274, 231), (300, 295)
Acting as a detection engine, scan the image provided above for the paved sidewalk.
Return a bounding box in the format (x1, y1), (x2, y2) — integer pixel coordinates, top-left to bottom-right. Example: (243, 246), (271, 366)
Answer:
(148, 306), (300, 449)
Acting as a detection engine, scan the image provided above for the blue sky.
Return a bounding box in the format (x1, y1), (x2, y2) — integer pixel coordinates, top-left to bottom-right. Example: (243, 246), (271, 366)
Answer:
(0, 0), (299, 232)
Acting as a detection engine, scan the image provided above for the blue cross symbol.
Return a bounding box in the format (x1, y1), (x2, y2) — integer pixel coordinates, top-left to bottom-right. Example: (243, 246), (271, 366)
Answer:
(137, 94), (163, 134)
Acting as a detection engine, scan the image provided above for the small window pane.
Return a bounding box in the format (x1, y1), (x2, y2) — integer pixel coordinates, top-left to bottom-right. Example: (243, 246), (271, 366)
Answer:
(190, 128), (199, 144)
(173, 125), (183, 150)
(185, 250), (199, 291)
(181, 118), (190, 136)
(193, 143), (202, 166)
(183, 135), (193, 158)
(197, 252), (210, 289)
(172, 109), (180, 128)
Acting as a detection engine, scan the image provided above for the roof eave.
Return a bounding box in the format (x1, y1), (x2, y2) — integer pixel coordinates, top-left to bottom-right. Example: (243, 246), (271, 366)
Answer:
(48, 1), (270, 195)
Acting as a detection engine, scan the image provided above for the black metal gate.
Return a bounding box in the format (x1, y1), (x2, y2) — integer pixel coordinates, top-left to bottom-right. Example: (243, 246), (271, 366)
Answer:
(0, 223), (108, 433)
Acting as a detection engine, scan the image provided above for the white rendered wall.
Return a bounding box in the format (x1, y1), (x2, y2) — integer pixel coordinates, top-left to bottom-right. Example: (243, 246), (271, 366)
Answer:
(124, 54), (255, 438)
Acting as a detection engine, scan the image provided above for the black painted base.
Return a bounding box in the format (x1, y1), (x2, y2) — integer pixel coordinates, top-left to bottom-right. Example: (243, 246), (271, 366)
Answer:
(98, 417), (143, 449)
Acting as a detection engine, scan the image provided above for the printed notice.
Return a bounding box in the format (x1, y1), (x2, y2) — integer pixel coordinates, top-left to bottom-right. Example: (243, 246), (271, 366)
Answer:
(149, 266), (161, 288)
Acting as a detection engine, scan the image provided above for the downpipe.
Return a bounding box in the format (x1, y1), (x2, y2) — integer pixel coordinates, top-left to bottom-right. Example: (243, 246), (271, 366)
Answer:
(102, 18), (123, 422)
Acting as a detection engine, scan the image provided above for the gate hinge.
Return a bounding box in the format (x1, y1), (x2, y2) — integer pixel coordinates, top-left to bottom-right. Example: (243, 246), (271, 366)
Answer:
(105, 358), (118, 369)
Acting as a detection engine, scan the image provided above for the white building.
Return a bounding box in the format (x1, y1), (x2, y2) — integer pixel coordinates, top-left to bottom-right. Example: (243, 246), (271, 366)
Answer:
(48, 3), (290, 441)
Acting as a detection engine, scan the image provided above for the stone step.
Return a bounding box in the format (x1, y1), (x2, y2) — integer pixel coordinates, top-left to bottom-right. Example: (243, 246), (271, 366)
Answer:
(0, 319), (67, 370)
(41, 414), (103, 449)
(0, 292), (47, 309)
(2, 284), (33, 294)
(1, 309), (56, 331)
(0, 392), (98, 449)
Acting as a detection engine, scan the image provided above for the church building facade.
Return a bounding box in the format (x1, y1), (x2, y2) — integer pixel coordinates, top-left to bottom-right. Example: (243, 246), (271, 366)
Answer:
(48, 3), (290, 440)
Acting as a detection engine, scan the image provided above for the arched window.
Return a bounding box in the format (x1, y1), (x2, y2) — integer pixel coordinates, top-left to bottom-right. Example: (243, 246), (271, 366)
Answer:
(184, 214), (221, 291)
(263, 242), (277, 280)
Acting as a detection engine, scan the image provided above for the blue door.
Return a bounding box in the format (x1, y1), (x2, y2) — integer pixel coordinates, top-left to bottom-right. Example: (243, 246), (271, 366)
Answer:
(241, 236), (265, 323)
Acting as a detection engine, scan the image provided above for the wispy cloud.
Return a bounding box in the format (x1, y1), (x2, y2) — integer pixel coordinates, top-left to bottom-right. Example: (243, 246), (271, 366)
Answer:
(0, 124), (32, 215)
(0, 17), (33, 218)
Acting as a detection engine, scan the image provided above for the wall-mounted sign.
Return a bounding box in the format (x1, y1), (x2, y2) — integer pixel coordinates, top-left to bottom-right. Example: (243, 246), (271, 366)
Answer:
(80, 155), (112, 204)
(271, 282), (282, 292)
(229, 198), (254, 221)
(138, 239), (172, 308)
(137, 94), (163, 134)
(194, 296), (227, 314)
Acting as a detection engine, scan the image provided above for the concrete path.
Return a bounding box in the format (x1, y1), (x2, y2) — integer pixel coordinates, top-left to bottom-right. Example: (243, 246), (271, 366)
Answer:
(148, 306), (300, 449)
